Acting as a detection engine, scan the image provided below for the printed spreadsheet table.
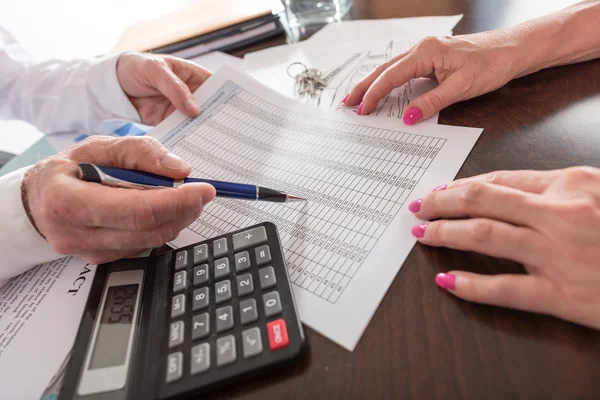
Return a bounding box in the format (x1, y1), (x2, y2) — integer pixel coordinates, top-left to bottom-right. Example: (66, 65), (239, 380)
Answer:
(164, 83), (445, 304)
(152, 67), (482, 350)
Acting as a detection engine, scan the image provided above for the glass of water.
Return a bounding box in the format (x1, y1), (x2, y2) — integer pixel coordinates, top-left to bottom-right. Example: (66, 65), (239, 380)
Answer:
(282, 0), (352, 28)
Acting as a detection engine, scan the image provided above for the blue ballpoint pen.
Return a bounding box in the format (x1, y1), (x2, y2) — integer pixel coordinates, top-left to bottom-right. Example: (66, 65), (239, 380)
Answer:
(77, 163), (306, 203)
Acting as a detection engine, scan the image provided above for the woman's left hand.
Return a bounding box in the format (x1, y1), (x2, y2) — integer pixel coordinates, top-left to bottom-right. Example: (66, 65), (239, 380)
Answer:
(116, 53), (211, 125)
(409, 166), (600, 330)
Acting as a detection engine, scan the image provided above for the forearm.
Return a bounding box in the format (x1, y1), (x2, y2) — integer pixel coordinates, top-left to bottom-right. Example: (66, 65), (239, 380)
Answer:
(510, 0), (600, 77)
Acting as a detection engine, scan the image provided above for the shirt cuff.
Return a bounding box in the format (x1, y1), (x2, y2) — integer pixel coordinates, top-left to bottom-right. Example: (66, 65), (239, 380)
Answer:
(0, 167), (62, 281)
(87, 53), (141, 123)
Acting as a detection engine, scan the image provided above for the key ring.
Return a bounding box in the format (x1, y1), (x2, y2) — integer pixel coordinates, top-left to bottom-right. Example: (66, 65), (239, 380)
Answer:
(287, 62), (308, 79)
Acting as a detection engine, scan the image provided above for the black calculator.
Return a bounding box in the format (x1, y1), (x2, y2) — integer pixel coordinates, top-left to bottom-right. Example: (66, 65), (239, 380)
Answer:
(59, 222), (305, 400)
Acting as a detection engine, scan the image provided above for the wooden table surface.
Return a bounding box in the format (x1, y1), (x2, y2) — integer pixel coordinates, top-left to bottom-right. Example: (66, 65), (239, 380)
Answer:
(223, 1), (600, 399)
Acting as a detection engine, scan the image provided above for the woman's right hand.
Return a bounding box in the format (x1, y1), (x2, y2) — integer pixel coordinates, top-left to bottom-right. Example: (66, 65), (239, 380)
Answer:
(343, 29), (532, 124)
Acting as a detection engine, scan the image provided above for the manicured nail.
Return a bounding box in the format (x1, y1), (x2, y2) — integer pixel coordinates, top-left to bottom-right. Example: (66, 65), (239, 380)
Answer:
(411, 223), (428, 238)
(435, 273), (456, 290)
(341, 94), (349, 105)
(184, 97), (201, 114)
(160, 152), (190, 170)
(432, 184), (447, 192)
(357, 102), (364, 115)
(403, 107), (423, 125)
(408, 198), (422, 213)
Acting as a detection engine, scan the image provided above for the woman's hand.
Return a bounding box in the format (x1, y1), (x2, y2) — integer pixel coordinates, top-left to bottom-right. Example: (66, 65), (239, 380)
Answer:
(116, 53), (211, 126)
(343, 30), (530, 125)
(409, 167), (600, 330)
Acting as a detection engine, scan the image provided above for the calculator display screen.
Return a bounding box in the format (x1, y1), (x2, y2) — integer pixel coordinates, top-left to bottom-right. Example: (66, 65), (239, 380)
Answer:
(89, 284), (139, 370)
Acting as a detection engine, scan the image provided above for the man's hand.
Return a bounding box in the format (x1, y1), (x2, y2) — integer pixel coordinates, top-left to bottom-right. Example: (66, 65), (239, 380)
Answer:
(22, 136), (216, 265)
(116, 53), (211, 125)
(409, 167), (600, 330)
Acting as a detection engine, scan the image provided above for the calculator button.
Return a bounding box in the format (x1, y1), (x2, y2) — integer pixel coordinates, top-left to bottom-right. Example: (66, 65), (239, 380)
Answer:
(169, 321), (184, 348)
(192, 287), (209, 311)
(239, 298), (258, 325)
(166, 352), (183, 383)
(266, 319), (289, 351)
(193, 264), (209, 286)
(191, 343), (210, 375)
(216, 335), (236, 366)
(259, 266), (277, 290)
(174, 251), (188, 270)
(236, 273), (254, 297)
(234, 251), (251, 272)
(216, 305), (234, 333)
(192, 313), (210, 340)
(213, 238), (228, 258)
(263, 291), (282, 317)
(214, 258), (230, 279)
(173, 270), (187, 293)
(193, 244), (208, 264)
(171, 294), (186, 318)
(232, 226), (268, 251)
(215, 280), (232, 304)
(242, 327), (263, 358)
(255, 245), (271, 266)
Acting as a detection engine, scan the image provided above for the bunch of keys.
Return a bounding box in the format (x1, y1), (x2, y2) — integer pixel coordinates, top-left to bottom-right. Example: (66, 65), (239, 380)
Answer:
(287, 62), (328, 97)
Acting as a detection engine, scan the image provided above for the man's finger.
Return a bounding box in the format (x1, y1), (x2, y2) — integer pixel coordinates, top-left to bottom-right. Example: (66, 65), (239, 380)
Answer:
(68, 136), (191, 178)
(412, 181), (544, 227)
(412, 218), (546, 266)
(447, 169), (556, 194)
(153, 61), (201, 116)
(343, 52), (408, 107)
(434, 271), (558, 316)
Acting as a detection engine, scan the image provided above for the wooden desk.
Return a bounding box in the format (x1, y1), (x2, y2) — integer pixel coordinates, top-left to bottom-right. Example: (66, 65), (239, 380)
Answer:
(222, 1), (600, 398)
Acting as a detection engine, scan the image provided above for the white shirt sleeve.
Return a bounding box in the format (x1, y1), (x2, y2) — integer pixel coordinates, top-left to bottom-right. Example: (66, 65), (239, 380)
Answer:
(0, 27), (142, 283)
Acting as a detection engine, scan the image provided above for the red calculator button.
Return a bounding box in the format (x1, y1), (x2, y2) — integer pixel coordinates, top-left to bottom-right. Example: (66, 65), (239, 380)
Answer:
(267, 319), (289, 350)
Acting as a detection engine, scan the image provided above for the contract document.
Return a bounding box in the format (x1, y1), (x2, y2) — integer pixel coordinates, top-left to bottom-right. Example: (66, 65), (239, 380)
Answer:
(149, 66), (482, 350)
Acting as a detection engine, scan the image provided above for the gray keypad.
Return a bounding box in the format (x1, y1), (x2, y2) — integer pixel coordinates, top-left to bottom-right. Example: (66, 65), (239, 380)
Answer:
(255, 245), (271, 266)
(242, 327), (263, 358)
(259, 266), (277, 290)
(232, 226), (268, 251)
(169, 320), (184, 348)
(192, 313), (210, 340)
(214, 258), (230, 280)
(239, 298), (258, 325)
(216, 305), (234, 333)
(193, 244), (208, 264)
(216, 335), (236, 366)
(174, 251), (188, 270)
(193, 264), (209, 286)
(263, 291), (282, 317)
(171, 294), (186, 318)
(193, 287), (209, 311)
(173, 270), (187, 293)
(235, 251), (251, 272)
(191, 343), (210, 375)
(213, 238), (228, 258)
(236, 273), (254, 297)
(215, 280), (231, 304)
(166, 352), (183, 383)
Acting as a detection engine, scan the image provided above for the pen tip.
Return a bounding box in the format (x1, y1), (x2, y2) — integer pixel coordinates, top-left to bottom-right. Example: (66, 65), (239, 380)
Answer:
(287, 195), (306, 202)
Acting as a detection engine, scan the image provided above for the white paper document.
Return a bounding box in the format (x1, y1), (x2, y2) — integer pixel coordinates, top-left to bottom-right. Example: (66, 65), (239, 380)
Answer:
(0, 257), (96, 399)
(243, 36), (439, 124)
(149, 65), (482, 350)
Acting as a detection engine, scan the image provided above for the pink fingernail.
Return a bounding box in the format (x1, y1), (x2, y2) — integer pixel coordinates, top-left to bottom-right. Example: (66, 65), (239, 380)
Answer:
(403, 107), (423, 125)
(411, 223), (428, 238)
(432, 184), (447, 192)
(408, 198), (422, 213)
(341, 94), (349, 105)
(435, 273), (456, 290)
(357, 102), (364, 115)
